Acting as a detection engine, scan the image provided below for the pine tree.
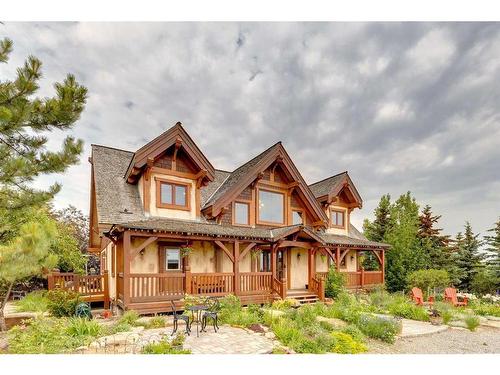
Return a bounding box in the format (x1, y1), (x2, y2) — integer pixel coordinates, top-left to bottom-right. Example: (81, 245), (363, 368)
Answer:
(363, 194), (391, 242)
(483, 218), (500, 283)
(0, 218), (58, 330)
(418, 205), (451, 269)
(456, 222), (483, 291)
(0, 38), (87, 240)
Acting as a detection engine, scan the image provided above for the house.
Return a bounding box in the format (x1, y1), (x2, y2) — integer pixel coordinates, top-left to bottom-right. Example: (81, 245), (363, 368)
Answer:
(83, 122), (388, 314)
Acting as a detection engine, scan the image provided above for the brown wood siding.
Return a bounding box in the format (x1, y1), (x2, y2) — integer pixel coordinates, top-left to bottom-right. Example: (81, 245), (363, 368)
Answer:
(220, 205), (233, 226)
(237, 187), (252, 201)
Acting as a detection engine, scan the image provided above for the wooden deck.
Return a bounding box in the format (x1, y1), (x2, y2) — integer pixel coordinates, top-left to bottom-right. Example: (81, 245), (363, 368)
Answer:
(315, 270), (383, 289)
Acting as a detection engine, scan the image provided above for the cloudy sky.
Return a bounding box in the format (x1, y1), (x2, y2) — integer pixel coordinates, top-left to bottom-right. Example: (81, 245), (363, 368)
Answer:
(1, 22), (499, 237)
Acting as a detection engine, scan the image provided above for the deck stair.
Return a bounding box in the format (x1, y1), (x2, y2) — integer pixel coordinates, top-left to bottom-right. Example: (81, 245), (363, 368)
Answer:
(286, 290), (319, 305)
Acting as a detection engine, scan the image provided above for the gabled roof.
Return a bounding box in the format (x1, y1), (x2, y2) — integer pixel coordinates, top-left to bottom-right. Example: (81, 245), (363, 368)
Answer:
(91, 145), (145, 224)
(270, 225), (325, 244)
(202, 142), (329, 224)
(125, 122), (215, 183)
(200, 169), (231, 206)
(309, 171), (363, 208)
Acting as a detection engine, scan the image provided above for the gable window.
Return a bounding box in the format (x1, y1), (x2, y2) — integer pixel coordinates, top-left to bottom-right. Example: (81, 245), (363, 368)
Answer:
(292, 210), (303, 225)
(165, 248), (181, 270)
(156, 178), (190, 210)
(234, 201), (250, 225)
(331, 209), (345, 228)
(258, 189), (285, 224)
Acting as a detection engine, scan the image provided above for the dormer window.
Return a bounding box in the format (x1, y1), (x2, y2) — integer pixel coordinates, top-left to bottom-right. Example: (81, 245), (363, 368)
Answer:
(156, 178), (190, 211)
(292, 210), (304, 225)
(330, 209), (345, 228)
(258, 189), (285, 224)
(233, 201), (250, 226)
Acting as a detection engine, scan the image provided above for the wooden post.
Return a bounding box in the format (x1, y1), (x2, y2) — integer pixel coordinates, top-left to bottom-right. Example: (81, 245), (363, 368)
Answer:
(381, 249), (385, 285)
(184, 255), (192, 294)
(361, 267), (365, 287)
(48, 273), (54, 290)
(336, 247), (340, 272)
(271, 244), (277, 280)
(73, 273), (80, 294)
(307, 249), (313, 291)
(103, 270), (110, 309)
(234, 241), (240, 296)
(319, 278), (325, 301)
(123, 231), (131, 308)
(281, 254), (287, 299)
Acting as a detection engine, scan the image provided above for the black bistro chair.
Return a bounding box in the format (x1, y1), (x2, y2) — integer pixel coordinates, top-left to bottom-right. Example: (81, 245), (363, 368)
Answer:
(201, 296), (221, 333)
(170, 300), (191, 336)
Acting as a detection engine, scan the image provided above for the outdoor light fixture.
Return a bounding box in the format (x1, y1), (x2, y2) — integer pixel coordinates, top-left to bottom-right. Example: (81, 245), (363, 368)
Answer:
(297, 253), (301, 260)
(350, 255), (355, 261)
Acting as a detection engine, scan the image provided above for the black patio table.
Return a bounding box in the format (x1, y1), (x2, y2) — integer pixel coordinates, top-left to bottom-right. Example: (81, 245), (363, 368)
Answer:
(186, 304), (208, 337)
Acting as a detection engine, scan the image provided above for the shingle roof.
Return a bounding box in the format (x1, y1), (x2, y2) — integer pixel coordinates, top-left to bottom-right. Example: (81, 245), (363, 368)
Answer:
(318, 224), (390, 248)
(92, 145), (145, 224)
(308, 172), (347, 198)
(200, 169), (231, 206)
(202, 142), (282, 208)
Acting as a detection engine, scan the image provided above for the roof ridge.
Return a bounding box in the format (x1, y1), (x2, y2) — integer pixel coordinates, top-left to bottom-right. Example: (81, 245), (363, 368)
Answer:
(91, 144), (134, 154)
(308, 171), (348, 187)
(203, 172), (231, 206)
(231, 141), (282, 173)
(215, 168), (232, 174)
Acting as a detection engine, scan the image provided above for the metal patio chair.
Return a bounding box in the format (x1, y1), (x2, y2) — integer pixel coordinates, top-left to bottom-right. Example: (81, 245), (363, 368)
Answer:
(201, 296), (221, 333)
(170, 300), (191, 336)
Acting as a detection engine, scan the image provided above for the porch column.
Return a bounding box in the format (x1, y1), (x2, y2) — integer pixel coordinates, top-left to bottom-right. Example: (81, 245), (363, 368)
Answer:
(335, 247), (340, 272)
(233, 240), (240, 296)
(123, 231), (131, 308)
(307, 248), (315, 291)
(184, 254), (192, 294)
(381, 249), (385, 285)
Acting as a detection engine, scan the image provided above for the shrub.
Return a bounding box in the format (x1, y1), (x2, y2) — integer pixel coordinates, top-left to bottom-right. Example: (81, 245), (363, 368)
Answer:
(271, 298), (300, 310)
(146, 316), (166, 329)
(407, 269), (450, 295)
(368, 287), (392, 312)
(141, 339), (190, 354)
(110, 321), (132, 334)
(471, 302), (500, 317)
(46, 289), (80, 317)
(341, 325), (365, 342)
(387, 295), (430, 321)
(357, 314), (400, 343)
(217, 295), (262, 327)
(433, 302), (456, 324)
(464, 315), (480, 331)
(325, 267), (346, 299)
(330, 331), (367, 354)
(14, 291), (49, 313)
(8, 316), (91, 354)
(470, 269), (498, 295)
(118, 310), (140, 326)
(66, 317), (102, 337)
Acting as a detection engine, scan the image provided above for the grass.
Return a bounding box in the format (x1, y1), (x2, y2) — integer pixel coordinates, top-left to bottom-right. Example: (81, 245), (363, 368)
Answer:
(470, 302), (500, 317)
(141, 333), (190, 354)
(464, 315), (480, 331)
(118, 310), (140, 325)
(145, 316), (166, 329)
(14, 291), (49, 313)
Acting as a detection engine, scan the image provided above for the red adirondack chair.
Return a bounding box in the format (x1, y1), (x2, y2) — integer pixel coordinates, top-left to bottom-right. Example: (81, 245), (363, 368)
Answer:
(444, 287), (468, 307)
(411, 287), (434, 307)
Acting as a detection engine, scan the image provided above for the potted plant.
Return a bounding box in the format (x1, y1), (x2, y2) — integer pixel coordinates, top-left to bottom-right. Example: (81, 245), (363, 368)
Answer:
(180, 244), (193, 258)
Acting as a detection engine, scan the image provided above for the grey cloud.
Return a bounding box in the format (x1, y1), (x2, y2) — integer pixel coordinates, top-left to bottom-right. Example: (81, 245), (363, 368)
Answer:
(2, 22), (499, 237)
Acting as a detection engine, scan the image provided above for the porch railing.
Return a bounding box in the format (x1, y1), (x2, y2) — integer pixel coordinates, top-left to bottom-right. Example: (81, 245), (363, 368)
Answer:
(191, 273), (234, 296)
(315, 270), (384, 289)
(47, 271), (109, 308)
(309, 276), (325, 301)
(272, 277), (286, 299)
(239, 272), (272, 295)
(129, 273), (184, 303)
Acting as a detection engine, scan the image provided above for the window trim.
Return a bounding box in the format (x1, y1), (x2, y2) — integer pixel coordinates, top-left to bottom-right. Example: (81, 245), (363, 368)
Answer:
(330, 208), (346, 229)
(232, 200), (251, 227)
(291, 208), (305, 225)
(155, 177), (191, 211)
(256, 187), (286, 226)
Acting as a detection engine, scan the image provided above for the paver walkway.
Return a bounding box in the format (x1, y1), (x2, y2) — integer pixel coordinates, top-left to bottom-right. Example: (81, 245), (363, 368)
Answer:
(400, 318), (448, 337)
(183, 325), (275, 354)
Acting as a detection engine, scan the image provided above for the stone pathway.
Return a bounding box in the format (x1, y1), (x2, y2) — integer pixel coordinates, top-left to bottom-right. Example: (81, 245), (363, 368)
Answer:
(183, 325), (276, 354)
(399, 319), (448, 337)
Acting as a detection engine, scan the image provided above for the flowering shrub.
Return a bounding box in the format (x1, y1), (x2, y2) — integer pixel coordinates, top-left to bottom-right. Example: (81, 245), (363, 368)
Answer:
(481, 294), (500, 304)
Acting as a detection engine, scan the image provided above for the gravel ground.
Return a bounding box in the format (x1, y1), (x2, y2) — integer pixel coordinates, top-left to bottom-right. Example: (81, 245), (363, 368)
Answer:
(368, 327), (500, 354)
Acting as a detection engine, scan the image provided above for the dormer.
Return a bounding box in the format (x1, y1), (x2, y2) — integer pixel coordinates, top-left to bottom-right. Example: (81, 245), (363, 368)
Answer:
(309, 172), (362, 235)
(125, 122), (215, 220)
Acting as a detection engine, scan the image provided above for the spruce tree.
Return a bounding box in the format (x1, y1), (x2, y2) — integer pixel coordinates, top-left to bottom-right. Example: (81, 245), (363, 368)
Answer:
(418, 205), (450, 269)
(456, 222), (483, 291)
(484, 218), (500, 283)
(0, 37), (87, 240)
(363, 194), (391, 242)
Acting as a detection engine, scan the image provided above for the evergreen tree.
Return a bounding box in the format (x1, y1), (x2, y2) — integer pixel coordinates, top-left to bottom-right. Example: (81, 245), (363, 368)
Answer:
(484, 218), (500, 282)
(418, 205), (451, 269)
(384, 192), (425, 292)
(0, 37), (87, 236)
(363, 194), (391, 242)
(456, 222), (483, 291)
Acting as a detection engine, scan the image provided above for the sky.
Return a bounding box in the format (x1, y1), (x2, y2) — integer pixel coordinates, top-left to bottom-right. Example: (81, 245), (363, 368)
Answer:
(1, 22), (499, 238)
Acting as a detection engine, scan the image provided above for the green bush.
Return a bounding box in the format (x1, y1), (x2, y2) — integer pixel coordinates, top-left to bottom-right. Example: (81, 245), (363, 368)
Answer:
(325, 267), (346, 299)
(7, 316), (96, 354)
(216, 295), (262, 327)
(470, 302), (500, 317)
(14, 291), (48, 313)
(109, 321), (132, 334)
(470, 269), (498, 295)
(271, 298), (300, 310)
(118, 310), (140, 325)
(464, 315), (480, 331)
(146, 316), (166, 329)
(66, 317), (102, 337)
(406, 269), (450, 294)
(46, 289), (80, 317)
(356, 314), (400, 343)
(368, 287), (392, 311)
(141, 337), (190, 354)
(433, 302), (456, 324)
(387, 295), (430, 321)
(330, 331), (367, 353)
(340, 325), (365, 342)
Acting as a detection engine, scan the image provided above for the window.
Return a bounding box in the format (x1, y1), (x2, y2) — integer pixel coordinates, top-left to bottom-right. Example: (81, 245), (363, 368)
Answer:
(234, 202), (250, 225)
(331, 209), (345, 228)
(292, 210), (303, 225)
(156, 179), (190, 210)
(258, 189), (284, 224)
(259, 251), (271, 272)
(165, 249), (181, 270)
